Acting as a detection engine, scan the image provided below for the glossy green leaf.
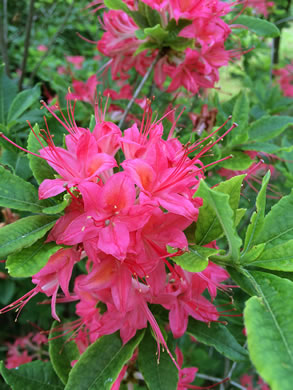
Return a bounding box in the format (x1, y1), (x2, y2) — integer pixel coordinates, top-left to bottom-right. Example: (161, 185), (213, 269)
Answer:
(0, 215), (56, 258)
(49, 321), (80, 385)
(229, 90), (250, 145)
(219, 151), (252, 170)
(255, 189), (293, 248)
(0, 64), (18, 125)
(27, 124), (55, 184)
(245, 240), (293, 271)
(0, 360), (64, 390)
(65, 331), (144, 390)
(244, 271), (293, 390)
(172, 245), (218, 272)
(6, 237), (62, 277)
(7, 84), (40, 123)
(242, 170), (270, 256)
(248, 115), (293, 142)
(104, 0), (131, 14)
(240, 141), (293, 154)
(0, 165), (43, 212)
(144, 24), (168, 43)
(42, 197), (70, 214)
(138, 329), (178, 390)
(187, 318), (248, 361)
(195, 177), (244, 261)
(236, 15), (280, 37)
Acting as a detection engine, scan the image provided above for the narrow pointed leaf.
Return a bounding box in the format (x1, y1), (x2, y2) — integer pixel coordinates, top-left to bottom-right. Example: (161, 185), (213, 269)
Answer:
(236, 16), (280, 37)
(245, 240), (293, 271)
(244, 271), (293, 390)
(65, 331), (144, 390)
(187, 318), (248, 362)
(49, 321), (80, 385)
(195, 175), (245, 246)
(195, 179), (242, 261)
(0, 165), (42, 212)
(7, 84), (40, 123)
(138, 329), (178, 390)
(254, 189), (293, 248)
(27, 124), (55, 184)
(242, 171), (270, 256)
(0, 215), (56, 258)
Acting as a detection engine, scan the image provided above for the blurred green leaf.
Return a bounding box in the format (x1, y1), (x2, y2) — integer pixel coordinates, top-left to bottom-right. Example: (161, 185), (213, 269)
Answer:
(49, 321), (80, 385)
(0, 360), (64, 390)
(236, 16), (280, 37)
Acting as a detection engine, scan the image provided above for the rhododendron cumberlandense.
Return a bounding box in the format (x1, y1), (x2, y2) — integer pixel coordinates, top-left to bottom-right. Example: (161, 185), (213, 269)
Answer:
(0, 99), (237, 368)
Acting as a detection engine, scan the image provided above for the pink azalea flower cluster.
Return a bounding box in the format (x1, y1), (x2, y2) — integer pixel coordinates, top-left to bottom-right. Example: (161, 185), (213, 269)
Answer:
(274, 61), (293, 97)
(97, 0), (239, 94)
(5, 332), (47, 369)
(1, 101), (234, 370)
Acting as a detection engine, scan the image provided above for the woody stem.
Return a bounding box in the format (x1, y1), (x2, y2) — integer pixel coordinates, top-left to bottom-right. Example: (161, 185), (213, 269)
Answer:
(118, 52), (162, 130)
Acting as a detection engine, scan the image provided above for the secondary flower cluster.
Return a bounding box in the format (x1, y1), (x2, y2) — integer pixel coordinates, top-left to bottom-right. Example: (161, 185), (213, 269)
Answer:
(5, 332), (47, 369)
(1, 102), (233, 368)
(274, 61), (293, 97)
(96, 0), (239, 94)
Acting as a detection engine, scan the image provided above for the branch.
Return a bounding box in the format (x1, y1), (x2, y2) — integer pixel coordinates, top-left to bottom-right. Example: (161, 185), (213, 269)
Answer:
(196, 374), (247, 390)
(18, 0), (35, 90)
(29, 2), (74, 85)
(118, 52), (162, 129)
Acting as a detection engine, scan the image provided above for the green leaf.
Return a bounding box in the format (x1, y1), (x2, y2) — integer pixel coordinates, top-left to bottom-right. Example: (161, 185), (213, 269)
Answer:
(236, 15), (280, 37)
(245, 240), (293, 271)
(242, 170), (271, 256)
(0, 165), (43, 212)
(144, 24), (168, 43)
(65, 331), (144, 390)
(134, 41), (158, 55)
(49, 321), (80, 385)
(187, 318), (248, 362)
(235, 208), (246, 227)
(244, 271), (293, 390)
(172, 245), (218, 272)
(27, 124), (55, 184)
(255, 189), (293, 248)
(166, 36), (193, 51)
(7, 84), (40, 123)
(229, 90), (250, 145)
(0, 279), (15, 305)
(104, 0), (131, 14)
(42, 197), (70, 214)
(240, 141), (293, 154)
(0, 360), (64, 390)
(138, 329), (178, 390)
(228, 267), (257, 296)
(219, 151), (252, 170)
(248, 115), (293, 142)
(0, 215), (56, 258)
(195, 177), (244, 261)
(6, 237), (62, 277)
(0, 64), (18, 126)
